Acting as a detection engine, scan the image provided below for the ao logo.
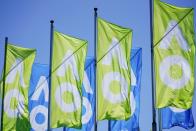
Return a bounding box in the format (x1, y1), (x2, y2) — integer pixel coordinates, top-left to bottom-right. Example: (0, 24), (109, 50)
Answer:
(55, 50), (81, 112)
(30, 76), (49, 130)
(159, 20), (191, 89)
(55, 50), (93, 124)
(4, 59), (26, 118)
(102, 38), (136, 104)
(6, 58), (26, 87)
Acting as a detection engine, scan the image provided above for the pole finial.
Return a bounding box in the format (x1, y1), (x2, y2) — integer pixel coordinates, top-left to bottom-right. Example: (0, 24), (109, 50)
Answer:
(94, 8), (98, 12)
(50, 20), (54, 24)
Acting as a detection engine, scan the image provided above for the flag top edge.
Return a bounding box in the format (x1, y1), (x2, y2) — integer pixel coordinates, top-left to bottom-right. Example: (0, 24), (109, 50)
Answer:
(98, 17), (132, 33)
(54, 30), (88, 45)
(159, 0), (193, 11)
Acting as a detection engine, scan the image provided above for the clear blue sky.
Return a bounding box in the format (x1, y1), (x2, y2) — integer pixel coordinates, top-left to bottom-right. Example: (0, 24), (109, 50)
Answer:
(0, 0), (195, 131)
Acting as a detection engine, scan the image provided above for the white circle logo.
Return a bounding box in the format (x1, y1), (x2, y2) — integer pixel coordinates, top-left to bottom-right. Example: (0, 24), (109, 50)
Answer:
(30, 105), (48, 130)
(55, 82), (81, 112)
(159, 55), (191, 89)
(4, 89), (25, 118)
(102, 72), (128, 104)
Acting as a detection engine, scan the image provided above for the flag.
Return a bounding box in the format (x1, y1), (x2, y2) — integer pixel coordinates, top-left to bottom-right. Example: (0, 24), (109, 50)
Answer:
(50, 31), (87, 128)
(154, 0), (195, 109)
(29, 63), (49, 131)
(2, 44), (36, 130)
(97, 18), (132, 120)
(65, 57), (95, 131)
(109, 48), (142, 131)
(161, 107), (194, 129)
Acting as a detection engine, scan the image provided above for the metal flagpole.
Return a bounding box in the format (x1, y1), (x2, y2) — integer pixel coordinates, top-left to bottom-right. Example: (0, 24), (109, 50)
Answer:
(158, 109), (162, 131)
(94, 7), (98, 131)
(149, 0), (157, 130)
(108, 121), (110, 131)
(0, 37), (8, 131)
(48, 20), (54, 131)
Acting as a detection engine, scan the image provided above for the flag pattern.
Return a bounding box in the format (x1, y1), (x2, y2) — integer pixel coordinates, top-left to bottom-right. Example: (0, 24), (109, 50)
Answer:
(50, 31), (87, 128)
(97, 18), (132, 120)
(109, 48), (142, 131)
(2, 44), (36, 130)
(154, 0), (195, 109)
(29, 63), (49, 131)
(65, 57), (95, 131)
(161, 107), (194, 129)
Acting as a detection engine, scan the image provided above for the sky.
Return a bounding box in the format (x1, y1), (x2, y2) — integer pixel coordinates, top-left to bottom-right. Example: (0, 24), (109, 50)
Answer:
(0, 0), (196, 131)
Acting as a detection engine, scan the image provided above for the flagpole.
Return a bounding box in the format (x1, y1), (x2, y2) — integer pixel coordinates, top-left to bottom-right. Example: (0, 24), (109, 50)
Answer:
(149, 0), (157, 131)
(108, 121), (110, 131)
(158, 109), (162, 131)
(48, 20), (54, 131)
(94, 7), (98, 131)
(0, 37), (8, 131)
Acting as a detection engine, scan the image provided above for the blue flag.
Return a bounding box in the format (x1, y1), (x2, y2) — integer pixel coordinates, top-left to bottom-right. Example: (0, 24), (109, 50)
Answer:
(109, 48), (142, 131)
(65, 57), (95, 131)
(161, 107), (194, 129)
(29, 63), (49, 131)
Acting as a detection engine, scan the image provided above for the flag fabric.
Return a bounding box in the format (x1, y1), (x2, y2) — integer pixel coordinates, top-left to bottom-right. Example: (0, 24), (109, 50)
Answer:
(97, 18), (132, 120)
(154, 0), (195, 109)
(2, 44), (36, 130)
(50, 31), (87, 128)
(29, 63), (49, 131)
(109, 48), (142, 131)
(161, 107), (194, 129)
(65, 57), (95, 131)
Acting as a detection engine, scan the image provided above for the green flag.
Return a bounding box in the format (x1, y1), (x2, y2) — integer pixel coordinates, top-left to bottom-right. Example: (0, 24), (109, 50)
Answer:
(154, 0), (195, 109)
(2, 44), (36, 130)
(97, 18), (132, 120)
(50, 31), (87, 128)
